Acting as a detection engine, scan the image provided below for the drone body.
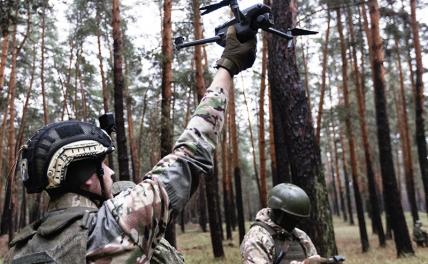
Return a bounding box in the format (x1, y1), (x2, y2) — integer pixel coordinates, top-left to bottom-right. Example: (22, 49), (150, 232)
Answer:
(174, 1), (317, 50)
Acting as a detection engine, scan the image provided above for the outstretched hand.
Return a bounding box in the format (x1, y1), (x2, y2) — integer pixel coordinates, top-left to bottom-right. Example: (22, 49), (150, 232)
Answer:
(216, 26), (257, 76)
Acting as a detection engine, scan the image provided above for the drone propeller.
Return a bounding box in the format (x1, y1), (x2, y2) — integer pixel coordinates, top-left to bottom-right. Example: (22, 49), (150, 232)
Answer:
(290, 28), (318, 36)
(200, 0), (231, 16)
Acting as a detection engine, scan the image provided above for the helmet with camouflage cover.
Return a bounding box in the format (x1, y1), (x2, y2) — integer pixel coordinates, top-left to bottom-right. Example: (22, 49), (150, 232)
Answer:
(267, 183), (310, 218)
(20, 120), (114, 194)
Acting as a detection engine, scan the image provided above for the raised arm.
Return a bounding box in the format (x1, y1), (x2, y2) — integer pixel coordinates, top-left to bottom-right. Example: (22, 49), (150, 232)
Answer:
(92, 27), (256, 262)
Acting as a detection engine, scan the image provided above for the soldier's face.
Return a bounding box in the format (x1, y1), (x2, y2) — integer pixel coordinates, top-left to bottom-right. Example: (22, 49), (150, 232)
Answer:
(270, 209), (302, 232)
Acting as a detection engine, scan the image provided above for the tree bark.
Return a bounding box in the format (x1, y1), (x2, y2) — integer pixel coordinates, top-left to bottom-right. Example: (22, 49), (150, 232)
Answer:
(259, 32), (268, 208)
(124, 61), (140, 182)
(347, 5), (385, 247)
(205, 156), (224, 257)
(410, 0), (428, 216)
(161, 0), (175, 246)
(112, 0), (131, 181)
(330, 112), (347, 222)
(315, 12), (330, 144)
(393, 34), (418, 224)
(338, 124), (354, 225)
(96, 8), (109, 114)
(268, 83), (278, 185)
(367, 0), (414, 256)
(336, 8), (369, 252)
(221, 126), (233, 240)
(242, 87), (261, 204)
(268, 0), (337, 256)
(229, 86), (245, 243)
(40, 4), (48, 125)
(1, 23), (18, 238)
(0, 30), (9, 91)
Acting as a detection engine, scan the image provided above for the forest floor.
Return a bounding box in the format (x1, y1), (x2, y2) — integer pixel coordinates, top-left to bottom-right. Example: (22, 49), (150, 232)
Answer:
(177, 215), (428, 264)
(0, 215), (427, 263)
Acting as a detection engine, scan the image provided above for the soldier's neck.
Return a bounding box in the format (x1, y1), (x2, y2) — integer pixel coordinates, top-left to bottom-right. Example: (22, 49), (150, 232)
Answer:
(48, 192), (98, 211)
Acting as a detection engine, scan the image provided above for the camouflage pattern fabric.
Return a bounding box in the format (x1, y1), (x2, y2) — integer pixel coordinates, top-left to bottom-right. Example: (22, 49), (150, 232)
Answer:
(241, 208), (317, 264)
(87, 85), (227, 263)
(413, 223), (428, 246)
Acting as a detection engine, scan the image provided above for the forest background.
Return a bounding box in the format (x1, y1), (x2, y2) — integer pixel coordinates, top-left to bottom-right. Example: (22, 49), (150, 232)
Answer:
(0, 0), (428, 263)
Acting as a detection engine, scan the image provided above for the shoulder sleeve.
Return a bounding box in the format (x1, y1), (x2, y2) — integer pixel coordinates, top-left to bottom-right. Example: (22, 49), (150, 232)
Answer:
(148, 86), (227, 213)
(240, 226), (275, 264)
(98, 177), (169, 262)
(294, 228), (317, 256)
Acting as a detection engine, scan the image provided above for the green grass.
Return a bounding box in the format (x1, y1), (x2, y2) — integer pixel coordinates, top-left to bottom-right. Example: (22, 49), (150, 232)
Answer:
(177, 216), (428, 264)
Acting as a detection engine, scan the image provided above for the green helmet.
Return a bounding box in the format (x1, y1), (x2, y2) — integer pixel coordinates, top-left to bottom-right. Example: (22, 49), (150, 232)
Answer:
(267, 183), (311, 217)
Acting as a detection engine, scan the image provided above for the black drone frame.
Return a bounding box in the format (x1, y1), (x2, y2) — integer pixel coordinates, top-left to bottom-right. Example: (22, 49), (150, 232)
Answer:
(175, 0), (318, 50)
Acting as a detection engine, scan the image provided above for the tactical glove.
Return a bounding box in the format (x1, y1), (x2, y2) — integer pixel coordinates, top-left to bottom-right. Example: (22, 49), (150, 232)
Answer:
(216, 26), (257, 76)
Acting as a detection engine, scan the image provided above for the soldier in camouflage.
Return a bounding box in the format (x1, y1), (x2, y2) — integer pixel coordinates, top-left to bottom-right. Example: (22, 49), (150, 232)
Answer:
(5, 26), (256, 264)
(241, 183), (322, 264)
(413, 220), (428, 247)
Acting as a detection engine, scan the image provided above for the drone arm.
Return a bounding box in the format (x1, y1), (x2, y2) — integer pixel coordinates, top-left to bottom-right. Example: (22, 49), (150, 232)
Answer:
(175, 35), (223, 50)
(264, 27), (293, 40)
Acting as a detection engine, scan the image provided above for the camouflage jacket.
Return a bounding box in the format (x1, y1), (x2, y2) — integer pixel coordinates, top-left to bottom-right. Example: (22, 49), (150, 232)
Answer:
(87, 85), (227, 263)
(240, 208), (317, 264)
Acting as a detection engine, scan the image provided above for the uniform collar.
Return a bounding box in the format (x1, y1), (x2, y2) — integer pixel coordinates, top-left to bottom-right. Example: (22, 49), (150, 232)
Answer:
(47, 192), (98, 211)
(256, 208), (294, 236)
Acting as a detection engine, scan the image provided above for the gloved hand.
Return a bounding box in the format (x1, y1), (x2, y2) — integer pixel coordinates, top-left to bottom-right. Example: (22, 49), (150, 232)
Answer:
(216, 26), (257, 76)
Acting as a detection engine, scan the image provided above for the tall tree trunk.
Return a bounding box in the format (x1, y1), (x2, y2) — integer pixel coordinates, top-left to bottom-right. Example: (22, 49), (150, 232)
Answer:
(315, 12), (330, 144)
(112, 0), (131, 181)
(198, 180), (208, 232)
(410, 0), (428, 216)
(16, 43), (36, 151)
(336, 8), (369, 252)
(393, 34), (418, 224)
(338, 124), (354, 225)
(330, 114), (347, 222)
(347, 6), (385, 246)
(40, 4), (48, 125)
(1, 23), (18, 238)
(259, 33), (268, 208)
(221, 126), (233, 240)
(229, 86), (245, 242)
(161, 0), (175, 246)
(268, 0), (337, 256)
(301, 44), (312, 122)
(1, 2), (30, 237)
(124, 61), (140, 182)
(367, 0), (414, 256)
(0, 30), (9, 91)
(227, 120), (237, 231)
(96, 7), (109, 114)
(206, 156), (224, 257)
(268, 82), (278, 185)
(242, 87), (261, 204)
(61, 41), (74, 120)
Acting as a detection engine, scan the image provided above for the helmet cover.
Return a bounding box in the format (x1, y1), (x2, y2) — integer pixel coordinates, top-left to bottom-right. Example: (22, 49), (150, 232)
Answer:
(267, 183), (311, 218)
(20, 120), (114, 193)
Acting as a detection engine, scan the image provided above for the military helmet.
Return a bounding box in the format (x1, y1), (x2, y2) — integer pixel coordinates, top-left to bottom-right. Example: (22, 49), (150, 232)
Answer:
(267, 183), (311, 217)
(20, 120), (114, 193)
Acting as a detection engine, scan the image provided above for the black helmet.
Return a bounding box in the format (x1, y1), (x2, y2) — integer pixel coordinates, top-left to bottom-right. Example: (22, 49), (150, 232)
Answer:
(267, 183), (311, 218)
(20, 120), (114, 193)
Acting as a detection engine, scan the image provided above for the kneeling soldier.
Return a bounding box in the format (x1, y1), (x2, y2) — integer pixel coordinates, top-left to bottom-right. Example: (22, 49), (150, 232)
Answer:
(241, 183), (322, 264)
